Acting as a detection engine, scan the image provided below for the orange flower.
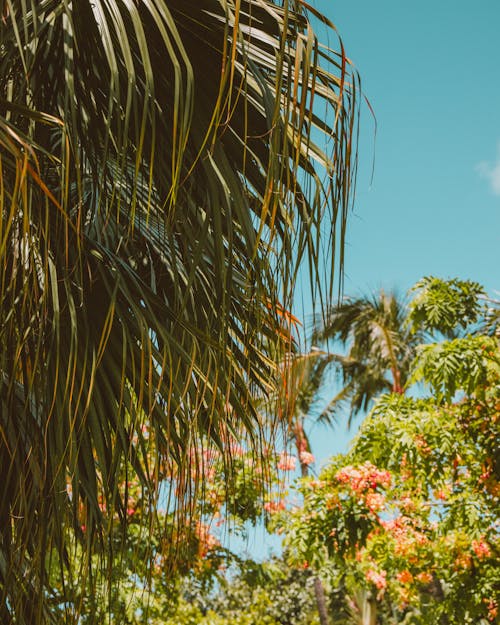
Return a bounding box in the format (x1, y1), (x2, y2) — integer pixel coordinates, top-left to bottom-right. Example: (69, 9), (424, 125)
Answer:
(396, 570), (413, 584)
(485, 598), (498, 621)
(416, 571), (433, 584)
(454, 552), (472, 569)
(263, 500), (286, 514)
(434, 488), (448, 500)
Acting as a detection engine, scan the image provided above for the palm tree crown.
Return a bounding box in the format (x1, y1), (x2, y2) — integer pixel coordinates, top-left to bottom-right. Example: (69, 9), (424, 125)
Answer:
(0, 1), (359, 621)
(312, 291), (420, 424)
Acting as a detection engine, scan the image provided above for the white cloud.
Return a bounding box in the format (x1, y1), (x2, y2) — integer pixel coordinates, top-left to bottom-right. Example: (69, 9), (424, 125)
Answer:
(476, 142), (500, 196)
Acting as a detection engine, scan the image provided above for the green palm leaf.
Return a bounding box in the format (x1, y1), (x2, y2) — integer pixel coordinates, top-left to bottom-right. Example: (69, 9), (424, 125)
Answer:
(0, 1), (359, 621)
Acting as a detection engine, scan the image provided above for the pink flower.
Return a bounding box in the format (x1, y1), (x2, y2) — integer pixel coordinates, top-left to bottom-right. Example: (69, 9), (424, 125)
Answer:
(335, 462), (391, 492)
(195, 522), (220, 556)
(277, 452), (296, 471)
(366, 568), (387, 592)
(472, 538), (491, 559)
(299, 451), (315, 466)
(365, 492), (385, 512)
(263, 500), (286, 514)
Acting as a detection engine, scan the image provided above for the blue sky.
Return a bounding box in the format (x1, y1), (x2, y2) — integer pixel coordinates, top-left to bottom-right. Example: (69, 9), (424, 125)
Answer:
(316, 0), (500, 297)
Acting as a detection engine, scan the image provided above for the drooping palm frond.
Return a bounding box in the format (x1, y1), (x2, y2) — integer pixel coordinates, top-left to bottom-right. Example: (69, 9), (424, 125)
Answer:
(0, 1), (359, 621)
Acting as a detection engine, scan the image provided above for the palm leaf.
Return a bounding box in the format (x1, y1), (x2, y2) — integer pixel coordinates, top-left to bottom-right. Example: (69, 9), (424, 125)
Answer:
(0, 1), (359, 621)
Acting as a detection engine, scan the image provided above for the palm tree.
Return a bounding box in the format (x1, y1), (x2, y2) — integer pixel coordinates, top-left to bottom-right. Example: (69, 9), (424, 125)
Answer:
(272, 293), (416, 625)
(0, 1), (359, 621)
(312, 290), (420, 425)
(273, 292), (417, 625)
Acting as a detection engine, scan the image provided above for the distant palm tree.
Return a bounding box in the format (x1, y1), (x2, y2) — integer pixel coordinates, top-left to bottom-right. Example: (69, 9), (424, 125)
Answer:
(0, 1), (359, 621)
(312, 291), (420, 425)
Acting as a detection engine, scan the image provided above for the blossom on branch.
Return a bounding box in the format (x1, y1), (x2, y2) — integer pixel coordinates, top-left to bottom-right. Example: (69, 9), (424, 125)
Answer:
(277, 453), (296, 472)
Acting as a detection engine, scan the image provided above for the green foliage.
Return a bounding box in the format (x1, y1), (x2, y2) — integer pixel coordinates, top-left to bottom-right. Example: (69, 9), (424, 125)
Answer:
(411, 335), (500, 400)
(168, 558), (320, 625)
(409, 277), (485, 337)
(247, 276), (500, 625)
(310, 278), (492, 425)
(284, 279), (500, 625)
(285, 386), (500, 623)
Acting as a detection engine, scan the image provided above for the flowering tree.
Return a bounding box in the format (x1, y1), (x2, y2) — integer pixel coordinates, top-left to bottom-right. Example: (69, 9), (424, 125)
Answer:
(47, 439), (298, 623)
(283, 279), (500, 625)
(50, 278), (499, 624)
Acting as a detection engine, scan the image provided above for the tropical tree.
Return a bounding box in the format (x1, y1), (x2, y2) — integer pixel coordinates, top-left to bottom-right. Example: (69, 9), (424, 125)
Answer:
(130, 277), (497, 625)
(285, 375), (500, 624)
(311, 277), (487, 425)
(0, 1), (360, 621)
(283, 278), (499, 625)
(311, 290), (418, 425)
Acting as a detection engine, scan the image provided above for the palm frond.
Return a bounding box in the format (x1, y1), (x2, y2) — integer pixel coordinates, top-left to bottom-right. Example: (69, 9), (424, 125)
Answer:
(312, 290), (419, 424)
(0, 1), (359, 620)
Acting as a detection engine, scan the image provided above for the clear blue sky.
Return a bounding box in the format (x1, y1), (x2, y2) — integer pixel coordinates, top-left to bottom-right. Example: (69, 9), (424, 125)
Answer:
(317, 0), (500, 297)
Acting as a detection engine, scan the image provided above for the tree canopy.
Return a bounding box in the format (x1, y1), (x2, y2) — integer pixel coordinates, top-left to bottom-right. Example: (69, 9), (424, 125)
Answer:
(284, 279), (500, 624)
(83, 277), (498, 625)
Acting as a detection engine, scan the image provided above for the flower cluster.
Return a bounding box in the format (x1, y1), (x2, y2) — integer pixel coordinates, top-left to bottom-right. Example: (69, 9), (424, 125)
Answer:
(365, 567), (387, 598)
(335, 462), (391, 492)
(485, 598), (498, 622)
(395, 569), (413, 584)
(471, 538), (491, 559)
(263, 500), (286, 514)
(299, 451), (315, 466)
(380, 516), (428, 557)
(194, 522), (220, 559)
(365, 492), (386, 512)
